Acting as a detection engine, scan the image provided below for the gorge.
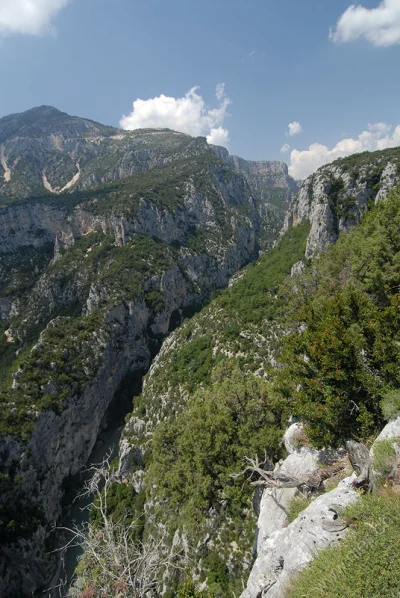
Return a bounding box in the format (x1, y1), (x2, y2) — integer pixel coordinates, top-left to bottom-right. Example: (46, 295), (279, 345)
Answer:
(1, 106), (400, 598)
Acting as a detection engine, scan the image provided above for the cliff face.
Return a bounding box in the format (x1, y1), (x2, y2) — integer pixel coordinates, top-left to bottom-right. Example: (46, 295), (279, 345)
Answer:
(284, 147), (400, 258)
(0, 106), (204, 200)
(0, 110), (289, 597)
(211, 145), (297, 214)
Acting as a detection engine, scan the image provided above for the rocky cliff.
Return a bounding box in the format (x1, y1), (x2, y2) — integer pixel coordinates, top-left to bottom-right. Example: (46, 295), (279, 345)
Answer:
(0, 108), (291, 598)
(211, 144), (297, 214)
(284, 146), (400, 257)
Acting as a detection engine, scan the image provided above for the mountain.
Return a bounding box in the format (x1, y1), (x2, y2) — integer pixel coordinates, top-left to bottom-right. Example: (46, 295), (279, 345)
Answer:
(1, 105), (400, 598)
(114, 147), (400, 597)
(211, 144), (297, 212)
(0, 106), (297, 218)
(0, 107), (293, 598)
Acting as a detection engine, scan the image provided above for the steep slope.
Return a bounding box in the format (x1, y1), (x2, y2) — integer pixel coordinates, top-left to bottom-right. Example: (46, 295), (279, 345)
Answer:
(211, 144), (297, 214)
(113, 148), (400, 597)
(285, 146), (400, 257)
(0, 109), (289, 598)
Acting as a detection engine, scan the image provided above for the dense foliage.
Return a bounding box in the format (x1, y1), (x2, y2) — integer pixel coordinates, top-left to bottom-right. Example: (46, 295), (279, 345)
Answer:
(279, 187), (400, 446)
(148, 362), (284, 529)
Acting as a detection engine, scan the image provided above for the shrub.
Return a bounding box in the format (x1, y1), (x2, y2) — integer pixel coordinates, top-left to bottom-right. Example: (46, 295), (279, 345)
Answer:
(372, 439), (398, 482)
(380, 389), (400, 421)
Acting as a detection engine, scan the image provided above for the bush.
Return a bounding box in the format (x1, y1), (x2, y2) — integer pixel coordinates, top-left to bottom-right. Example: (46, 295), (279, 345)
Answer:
(279, 186), (400, 447)
(372, 439), (398, 482)
(380, 389), (400, 421)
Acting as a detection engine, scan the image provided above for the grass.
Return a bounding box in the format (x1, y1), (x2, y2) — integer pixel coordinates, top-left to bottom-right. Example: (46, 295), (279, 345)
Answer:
(287, 492), (400, 598)
(286, 495), (313, 523)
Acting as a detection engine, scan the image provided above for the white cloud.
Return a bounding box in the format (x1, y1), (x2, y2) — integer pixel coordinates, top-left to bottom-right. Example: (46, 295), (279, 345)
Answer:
(289, 122), (400, 180)
(330, 0), (400, 47)
(281, 143), (291, 154)
(207, 126), (230, 147)
(120, 84), (231, 148)
(0, 0), (71, 36)
(287, 121), (303, 137)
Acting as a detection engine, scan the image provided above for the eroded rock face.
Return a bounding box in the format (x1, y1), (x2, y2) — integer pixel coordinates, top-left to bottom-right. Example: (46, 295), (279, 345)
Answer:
(240, 431), (359, 598)
(241, 478), (358, 598)
(284, 151), (400, 258)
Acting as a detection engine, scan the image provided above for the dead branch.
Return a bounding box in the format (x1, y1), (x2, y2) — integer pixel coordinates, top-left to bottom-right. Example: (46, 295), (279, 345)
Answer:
(54, 457), (183, 598)
(232, 455), (327, 490)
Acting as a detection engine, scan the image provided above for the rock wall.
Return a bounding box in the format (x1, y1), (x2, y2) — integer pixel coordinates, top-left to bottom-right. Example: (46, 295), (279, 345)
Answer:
(284, 150), (400, 258)
(0, 159), (280, 597)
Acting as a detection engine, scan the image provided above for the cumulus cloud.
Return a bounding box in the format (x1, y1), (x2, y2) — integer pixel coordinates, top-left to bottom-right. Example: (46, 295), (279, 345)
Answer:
(120, 84), (231, 148)
(281, 143), (291, 154)
(287, 121), (303, 137)
(330, 0), (400, 47)
(0, 0), (71, 36)
(288, 122), (400, 180)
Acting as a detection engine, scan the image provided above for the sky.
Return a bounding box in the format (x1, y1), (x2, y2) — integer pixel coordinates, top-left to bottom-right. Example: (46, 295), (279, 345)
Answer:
(0, 0), (400, 179)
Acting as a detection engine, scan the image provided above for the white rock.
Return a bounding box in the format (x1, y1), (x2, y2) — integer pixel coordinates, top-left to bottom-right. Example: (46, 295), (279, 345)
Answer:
(283, 423), (304, 454)
(241, 479), (359, 598)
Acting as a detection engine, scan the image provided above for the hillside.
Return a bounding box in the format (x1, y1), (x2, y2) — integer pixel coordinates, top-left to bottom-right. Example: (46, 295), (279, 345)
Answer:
(0, 107), (292, 598)
(110, 148), (400, 597)
(1, 105), (400, 598)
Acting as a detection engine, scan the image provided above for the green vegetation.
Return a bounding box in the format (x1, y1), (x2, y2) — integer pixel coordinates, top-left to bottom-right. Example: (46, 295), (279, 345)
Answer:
(90, 482), (146, 545)
(216, 220), (310, 327)
(279, 187), (400, 447)
(0, 243), (54, 297)
(0, 310), (106, 439)
(372, 439), (398, 482)
(327, 176), (357, 231)
(0, 234), (177, 437)
(332, 146), (400, 176)
(169, 334), (215, 390)
(380, 388), (400, 421)
(286, 495), (313, 523)
(288, 493), (400, 598)
(146, 362), (285, 596)
(149, 362), (284, 526)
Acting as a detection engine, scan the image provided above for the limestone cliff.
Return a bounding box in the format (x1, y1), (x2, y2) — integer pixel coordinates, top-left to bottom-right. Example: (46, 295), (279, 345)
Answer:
(211, 144), (297, 214)
(284, 147), (400, 257)
(0, 113), (286, 597)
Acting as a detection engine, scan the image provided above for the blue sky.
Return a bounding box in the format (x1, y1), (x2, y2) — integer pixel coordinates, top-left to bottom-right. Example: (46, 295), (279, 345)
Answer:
(1, 0), (399, 178)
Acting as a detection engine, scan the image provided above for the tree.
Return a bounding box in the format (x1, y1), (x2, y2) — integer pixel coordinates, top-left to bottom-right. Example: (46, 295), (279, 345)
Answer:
(59, 456), (183, 598)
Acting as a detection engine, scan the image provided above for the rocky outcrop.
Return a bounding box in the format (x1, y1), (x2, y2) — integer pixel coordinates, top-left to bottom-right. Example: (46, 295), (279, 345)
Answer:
(241, 478), (358, 598)
(211, 145), (297, 215)
(284, 148), (400, 258)
(241, 428), (358, 598)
